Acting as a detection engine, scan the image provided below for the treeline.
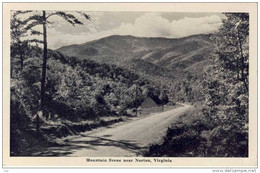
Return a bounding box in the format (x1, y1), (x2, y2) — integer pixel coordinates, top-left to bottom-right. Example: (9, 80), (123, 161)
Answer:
(146, 13), (249, 157)
(111, 58), (205, 103)
(11, 47), (166, 122)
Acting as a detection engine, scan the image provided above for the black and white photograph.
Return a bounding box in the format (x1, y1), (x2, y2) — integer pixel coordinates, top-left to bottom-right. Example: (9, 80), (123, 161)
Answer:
(3, 2), (257, 168)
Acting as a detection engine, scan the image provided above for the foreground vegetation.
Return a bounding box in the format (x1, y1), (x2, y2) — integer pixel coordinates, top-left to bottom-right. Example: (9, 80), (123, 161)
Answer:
(11, 46), (170, 155)
(145, 106), (248, 157)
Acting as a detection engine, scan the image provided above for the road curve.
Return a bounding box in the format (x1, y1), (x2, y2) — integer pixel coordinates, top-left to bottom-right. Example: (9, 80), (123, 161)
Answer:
(37, 104), (192, 157)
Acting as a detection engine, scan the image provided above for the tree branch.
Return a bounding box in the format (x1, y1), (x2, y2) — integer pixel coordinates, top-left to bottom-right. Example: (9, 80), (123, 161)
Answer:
(27, 39), (44, 44)
(47, 11), (90, 26)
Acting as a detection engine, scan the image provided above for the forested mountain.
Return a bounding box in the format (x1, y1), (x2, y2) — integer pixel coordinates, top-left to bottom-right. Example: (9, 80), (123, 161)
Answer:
(11, 48), (164, 120)
(57, 34), (215, 102)
(57, 34), (214, 71)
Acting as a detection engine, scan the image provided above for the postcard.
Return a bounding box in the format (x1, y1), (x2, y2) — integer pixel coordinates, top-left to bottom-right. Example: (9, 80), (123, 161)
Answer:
(2, 2), (257, 167)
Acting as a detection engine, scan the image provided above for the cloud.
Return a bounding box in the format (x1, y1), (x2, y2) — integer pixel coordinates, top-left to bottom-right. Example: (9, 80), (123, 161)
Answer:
(38, 12), (223, 49)
(115, 13), (222, 38)
(47, 29), (114, 49)
(43, 11), (108, 49)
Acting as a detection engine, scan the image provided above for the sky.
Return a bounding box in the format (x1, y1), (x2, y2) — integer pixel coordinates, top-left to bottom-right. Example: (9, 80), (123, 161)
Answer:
(17, 11), (224, 50)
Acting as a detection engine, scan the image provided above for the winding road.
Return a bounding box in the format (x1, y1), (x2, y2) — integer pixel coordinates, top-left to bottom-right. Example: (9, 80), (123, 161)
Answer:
(36, 104), (191, 157)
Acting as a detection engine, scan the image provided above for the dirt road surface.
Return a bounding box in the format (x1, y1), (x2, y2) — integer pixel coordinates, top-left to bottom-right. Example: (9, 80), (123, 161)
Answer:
(36, 104), (191, 157)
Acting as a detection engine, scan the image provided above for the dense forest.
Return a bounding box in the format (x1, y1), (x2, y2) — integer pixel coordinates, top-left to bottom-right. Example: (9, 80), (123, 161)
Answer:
(145, 13), (249, 157)
(10, 11), (168, 155)
(58, 33), (215, 104)
(10, 11), (248, 157)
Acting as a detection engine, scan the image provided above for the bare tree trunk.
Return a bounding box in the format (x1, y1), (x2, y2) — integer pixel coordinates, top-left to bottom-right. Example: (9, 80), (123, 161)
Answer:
(20, 53), (23, 69)
(238, 31), (244, 78)
(237, 30), (248, 92)
(10, 65), (13, 78)
(40, 11), (48, 118)
(18, 43), (24, 70)
(135, 84), (138, 116)
(236, 56), (239, 80)
(36, 114), (40, 134)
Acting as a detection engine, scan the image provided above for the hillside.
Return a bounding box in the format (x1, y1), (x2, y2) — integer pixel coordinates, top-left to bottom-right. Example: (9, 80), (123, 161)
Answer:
(57, 34), (214, 72)
(10, 47), (164, 155)
(57, 34), (215, 102)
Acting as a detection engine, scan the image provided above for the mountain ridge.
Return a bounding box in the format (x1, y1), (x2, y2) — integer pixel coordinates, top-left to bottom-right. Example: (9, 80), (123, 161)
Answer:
(56, 34), (210, 50)
(57, 34), (214, 72)
(56, 34), (215, 102)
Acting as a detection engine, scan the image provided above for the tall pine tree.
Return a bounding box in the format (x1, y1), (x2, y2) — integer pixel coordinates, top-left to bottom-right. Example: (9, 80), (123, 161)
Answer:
(13, 10), (91, 117)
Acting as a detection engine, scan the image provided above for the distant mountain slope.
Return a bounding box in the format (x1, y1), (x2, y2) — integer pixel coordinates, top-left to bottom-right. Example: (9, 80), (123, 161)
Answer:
(57, 34), (215, 102)
(57, 34), (214, 72)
